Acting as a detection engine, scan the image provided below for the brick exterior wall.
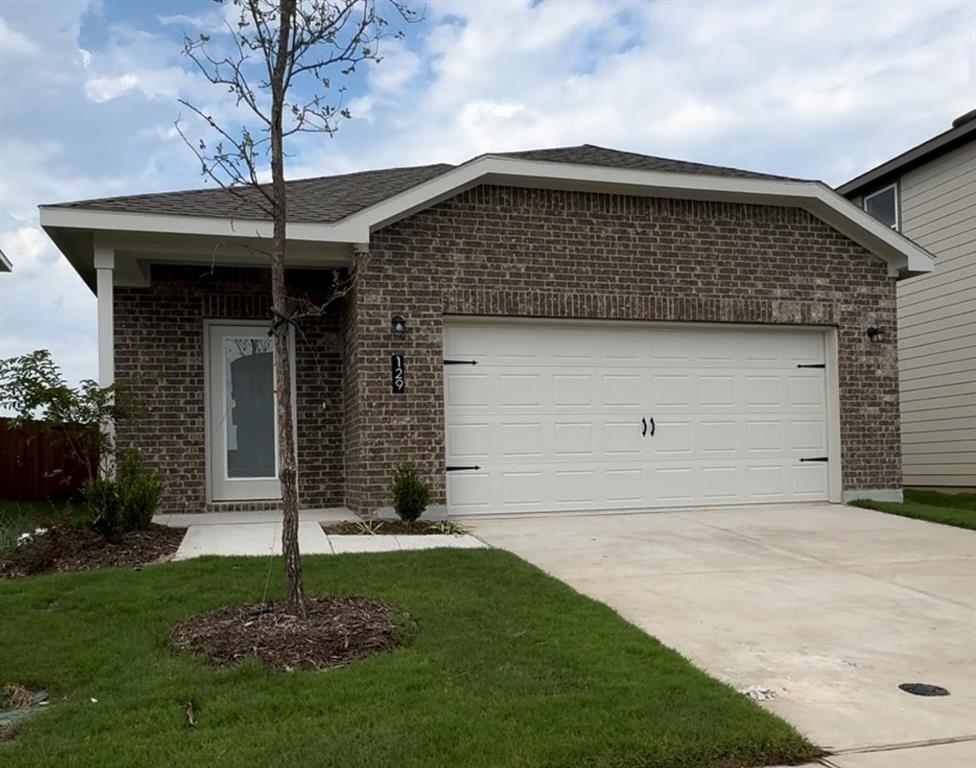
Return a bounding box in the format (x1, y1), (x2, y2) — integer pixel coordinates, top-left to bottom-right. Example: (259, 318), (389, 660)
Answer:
(115, 185), (901, 515)
(114, 265), (344, 514)
(344, 185), (900, 512)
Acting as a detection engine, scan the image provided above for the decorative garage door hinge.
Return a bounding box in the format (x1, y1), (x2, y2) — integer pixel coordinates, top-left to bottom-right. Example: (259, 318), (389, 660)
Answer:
(446, 465), (481, 471)
(796, 363), (826, 368)
(444, 359), (478, 365)
(799, 456), (829, 462)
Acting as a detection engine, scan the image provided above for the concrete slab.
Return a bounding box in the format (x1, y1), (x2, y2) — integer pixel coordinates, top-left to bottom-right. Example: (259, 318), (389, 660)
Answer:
(328, 535), (401, 554)
(173, 520), (333, 559)
(472, 504), (976, 754)
(394, 534), (486, 550)
(828, 739), (976, 767)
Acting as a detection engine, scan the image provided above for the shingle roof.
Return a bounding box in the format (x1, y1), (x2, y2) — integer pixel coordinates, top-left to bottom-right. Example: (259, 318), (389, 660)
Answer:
(46, 144), (797, 223)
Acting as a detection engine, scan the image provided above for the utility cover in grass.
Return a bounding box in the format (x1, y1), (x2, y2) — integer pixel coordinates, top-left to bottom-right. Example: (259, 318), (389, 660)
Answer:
(169, 596), (402, 670)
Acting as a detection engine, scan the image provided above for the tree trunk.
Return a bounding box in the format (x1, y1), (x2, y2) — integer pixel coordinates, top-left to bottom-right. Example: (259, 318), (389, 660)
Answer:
(271, 0), (305, 618)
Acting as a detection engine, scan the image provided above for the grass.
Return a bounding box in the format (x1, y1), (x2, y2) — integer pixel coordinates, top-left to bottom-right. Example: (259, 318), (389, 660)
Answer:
(0, 550), (819, 768)
(849, 489), (976, 530)
(0, 499), (86, 555)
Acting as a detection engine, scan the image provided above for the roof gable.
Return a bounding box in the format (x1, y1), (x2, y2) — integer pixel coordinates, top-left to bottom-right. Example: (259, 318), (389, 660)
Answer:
(45, 145), (792, 223)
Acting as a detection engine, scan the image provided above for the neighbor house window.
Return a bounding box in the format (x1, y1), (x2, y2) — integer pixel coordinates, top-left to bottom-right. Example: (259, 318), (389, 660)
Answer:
(863, 183), (898, 229)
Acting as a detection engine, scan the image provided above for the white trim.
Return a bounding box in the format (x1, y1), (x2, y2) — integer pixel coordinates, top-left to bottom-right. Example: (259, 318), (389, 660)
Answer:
(824, 327), (843, 503)
(94, 243), (114, 388)
(0, 248), (11, 272)
(40, 155), (935, 276)
(862, 182), (899, 231)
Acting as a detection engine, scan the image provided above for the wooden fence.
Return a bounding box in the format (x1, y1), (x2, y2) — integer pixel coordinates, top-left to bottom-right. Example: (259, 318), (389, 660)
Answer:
(0, 418), (95, 502)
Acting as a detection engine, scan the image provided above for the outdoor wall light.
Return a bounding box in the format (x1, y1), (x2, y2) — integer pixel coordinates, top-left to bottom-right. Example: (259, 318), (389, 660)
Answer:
(391, 315), (407, 334)
(866, 326), (888, 343)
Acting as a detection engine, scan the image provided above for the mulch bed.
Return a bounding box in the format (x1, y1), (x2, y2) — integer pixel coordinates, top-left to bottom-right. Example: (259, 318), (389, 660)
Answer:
(323, 520), (459, 536)
(169, 596), (401, 671)
(0, 523), (184, 579)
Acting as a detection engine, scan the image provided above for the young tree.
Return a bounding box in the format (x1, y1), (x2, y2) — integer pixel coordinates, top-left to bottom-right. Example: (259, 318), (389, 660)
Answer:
(178, 0), (415, 616)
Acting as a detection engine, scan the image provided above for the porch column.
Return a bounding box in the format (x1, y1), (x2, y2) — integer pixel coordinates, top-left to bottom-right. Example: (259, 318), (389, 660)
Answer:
(93, 243), (114, 388)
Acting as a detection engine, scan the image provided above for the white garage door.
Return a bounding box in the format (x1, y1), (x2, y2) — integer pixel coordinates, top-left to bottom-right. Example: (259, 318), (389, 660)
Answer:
(443, 319), (832, 515)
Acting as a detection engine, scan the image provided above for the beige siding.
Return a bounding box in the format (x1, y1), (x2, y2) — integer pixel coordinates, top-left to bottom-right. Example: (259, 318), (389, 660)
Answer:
(896, 140), (976, 488)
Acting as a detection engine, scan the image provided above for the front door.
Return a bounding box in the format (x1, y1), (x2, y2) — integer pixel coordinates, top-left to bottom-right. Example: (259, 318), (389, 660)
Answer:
(208, 324), (280, 501)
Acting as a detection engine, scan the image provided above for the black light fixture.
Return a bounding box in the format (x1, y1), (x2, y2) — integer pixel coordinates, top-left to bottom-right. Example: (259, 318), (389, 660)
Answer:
(391, 314), (407, 334)
(866, 326), (888, 343)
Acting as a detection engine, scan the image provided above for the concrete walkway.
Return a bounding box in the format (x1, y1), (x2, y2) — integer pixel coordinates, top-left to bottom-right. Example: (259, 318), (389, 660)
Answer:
(157, 509), (486, 560)
(471, 504), (976, 768)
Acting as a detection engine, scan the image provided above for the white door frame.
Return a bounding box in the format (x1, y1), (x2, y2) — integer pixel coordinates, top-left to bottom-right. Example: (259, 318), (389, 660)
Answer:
(204, 321), (297, 502)
(442, 316), (845, 512)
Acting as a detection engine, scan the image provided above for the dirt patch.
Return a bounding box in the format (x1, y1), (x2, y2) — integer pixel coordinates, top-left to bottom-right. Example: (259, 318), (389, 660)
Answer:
(0, 523), (184, 578)
(170, 596), (402, 671)
(323, 520), (466, 536)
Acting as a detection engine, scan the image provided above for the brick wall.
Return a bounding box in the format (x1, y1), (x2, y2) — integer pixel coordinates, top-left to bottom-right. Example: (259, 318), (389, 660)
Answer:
(345, 185), (900, 512)
(114, 265), (344, 514)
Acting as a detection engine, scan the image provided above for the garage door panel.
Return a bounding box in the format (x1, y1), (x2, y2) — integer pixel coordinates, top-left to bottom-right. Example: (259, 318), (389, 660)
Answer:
(652, 420), (693, 455)
(444, 321), (830, 514)
(499, 422), (543, 457)
(793, 464), (829, 497)
(653, 375), (693, 406)
(605, 468), (644, 502)
(747, 420), (784, 453)
(553, 374), (592, 406)
(700, 375), (736, 407)
(446, 372), (488, 407)
(790, 420), (827, 452)
(603, 374), (641, 406)
(746, 375), (782, 406)
(700, 420), (738, 453)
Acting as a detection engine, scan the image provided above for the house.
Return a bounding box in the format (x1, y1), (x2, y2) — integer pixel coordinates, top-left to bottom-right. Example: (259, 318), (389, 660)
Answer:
(39, 145), (934, 516)
(839, 112), (976, 491)
(0, 248), (11, 272)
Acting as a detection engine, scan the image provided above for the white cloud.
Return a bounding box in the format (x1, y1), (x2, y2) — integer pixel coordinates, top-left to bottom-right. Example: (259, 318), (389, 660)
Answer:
(0, 16), (40, 57)
(314, 0), (974, 186)
(84, 72), (139, 102)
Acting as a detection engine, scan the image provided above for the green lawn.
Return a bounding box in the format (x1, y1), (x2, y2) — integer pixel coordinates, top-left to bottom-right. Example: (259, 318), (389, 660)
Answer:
(849, 489), (976, 530)
(0, 550), (818, 768)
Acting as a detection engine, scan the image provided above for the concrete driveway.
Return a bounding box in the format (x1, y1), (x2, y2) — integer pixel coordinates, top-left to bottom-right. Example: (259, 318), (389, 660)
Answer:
(471, 504), (976, 767)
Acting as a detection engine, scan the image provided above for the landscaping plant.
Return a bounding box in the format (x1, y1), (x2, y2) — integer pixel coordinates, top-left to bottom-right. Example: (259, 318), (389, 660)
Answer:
(390, 463), (430, 523)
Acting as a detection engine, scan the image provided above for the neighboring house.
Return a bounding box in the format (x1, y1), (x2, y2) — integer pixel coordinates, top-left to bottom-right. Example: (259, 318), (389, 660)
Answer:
(39, 145), (933, 516)
(0, 248), (11, 272)
(839, 112), (976, 491)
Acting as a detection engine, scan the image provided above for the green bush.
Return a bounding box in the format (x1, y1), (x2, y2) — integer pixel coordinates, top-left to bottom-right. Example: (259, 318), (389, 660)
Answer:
(83, 451), (162, 540)
(118, 451), (162, 531)
(391, 463), (430, 523)
(83, 476), (125, 542)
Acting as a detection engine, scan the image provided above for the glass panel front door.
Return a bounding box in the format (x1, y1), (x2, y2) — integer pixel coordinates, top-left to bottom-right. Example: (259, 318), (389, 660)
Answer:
(209, 325), (282, 501)
(225, 337), (276, 479)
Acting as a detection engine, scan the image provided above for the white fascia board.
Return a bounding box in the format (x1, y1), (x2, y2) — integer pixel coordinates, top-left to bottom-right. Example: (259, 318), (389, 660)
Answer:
(39, 155), (935, 275)
(0, 249), (11, 272)
(38, 206), (340, 243)
(334, 156), (934, 274)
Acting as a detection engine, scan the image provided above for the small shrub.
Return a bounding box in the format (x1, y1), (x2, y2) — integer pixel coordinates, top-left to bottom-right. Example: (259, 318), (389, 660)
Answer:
(117, 451), (162, 531)
(390, 463), (430, 523)
(83, 477), (124, 542)
(82, 451), (162, 541)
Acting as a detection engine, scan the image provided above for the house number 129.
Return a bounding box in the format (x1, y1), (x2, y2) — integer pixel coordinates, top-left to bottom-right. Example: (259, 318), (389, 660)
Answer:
(391, 354), (406, 394)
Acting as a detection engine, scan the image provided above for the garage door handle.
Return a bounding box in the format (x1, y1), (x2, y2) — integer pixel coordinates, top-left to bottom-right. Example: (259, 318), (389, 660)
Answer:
(649, 417), (655, 437)
(642, 417), (647, 437)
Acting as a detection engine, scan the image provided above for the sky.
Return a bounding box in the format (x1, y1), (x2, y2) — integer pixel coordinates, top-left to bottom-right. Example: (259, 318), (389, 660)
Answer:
(0, 0), (974, 392)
